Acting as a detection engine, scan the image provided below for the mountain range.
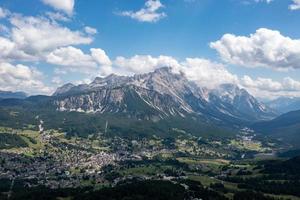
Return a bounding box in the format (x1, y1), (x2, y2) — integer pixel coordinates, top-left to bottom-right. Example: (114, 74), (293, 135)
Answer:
(4, 67), (300, 144)
(266, 97), (300, 114)
(52, 67), (276, 124)
(0, 90), (27, 100)
(253, 109), (300, 148)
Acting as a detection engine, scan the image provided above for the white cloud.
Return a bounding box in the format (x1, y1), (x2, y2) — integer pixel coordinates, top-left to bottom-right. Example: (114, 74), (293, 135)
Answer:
(46, 46), (97, 71)
(289, 0), (300, 10)
(91, 48), (112, 66)
(0, 7), (10, 19)
(0, 24), (9, 34)
(210, 28), (300, 70)
(282, 77), (300, 90)
(254, 0), (273, 3)
(51, 76), (62, 85)
(46, 46), (112, 74)
(113, 55), (180, 75)
(119, 0), (166, 23)
(111, 55), (237, 89)
(0, 8), (93, 63)
(241, 0), (273, 5)
(0, 37), (16, 61)
(181, 58), (239, 89)
(240, 75), (300, 99)
(0, 36), (34, 61)
(0, 62), (52, 94)
(41, 0), (74, 16)
(241, 76), (283, 92)
(84, 26), (97, 35)
(74, 78), (92, 85)
(45, 12), (71, 22)
(54, 68), (67, 75)
(9, 15), (92, 58)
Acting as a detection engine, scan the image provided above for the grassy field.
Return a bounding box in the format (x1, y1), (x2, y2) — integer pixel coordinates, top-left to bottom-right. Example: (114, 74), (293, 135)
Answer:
(120, 164), (172, 176)
(229, 139), (271, 152)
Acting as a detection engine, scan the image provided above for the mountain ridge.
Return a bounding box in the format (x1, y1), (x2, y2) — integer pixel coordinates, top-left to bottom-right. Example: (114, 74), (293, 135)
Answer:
(252, 109), (300, 148)
(266, 97), (300, 114)
(52, 67), (276, 123)
(0, 90), (27, 99)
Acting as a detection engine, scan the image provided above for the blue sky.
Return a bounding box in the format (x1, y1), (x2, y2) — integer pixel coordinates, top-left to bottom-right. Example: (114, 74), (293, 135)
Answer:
(0, 0), (300, 99)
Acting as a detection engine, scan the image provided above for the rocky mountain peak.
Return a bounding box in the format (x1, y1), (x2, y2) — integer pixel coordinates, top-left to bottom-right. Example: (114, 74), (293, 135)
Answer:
(90, 74), (129, 89)
(212, 83), (256, 105)
(53, 83), (75, 96)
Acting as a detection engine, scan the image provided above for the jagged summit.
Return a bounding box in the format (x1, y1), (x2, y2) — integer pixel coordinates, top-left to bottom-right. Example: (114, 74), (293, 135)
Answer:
(53, 67), (191, 96)
(52, 83), (75, 96)
(212, 84), (277, 120)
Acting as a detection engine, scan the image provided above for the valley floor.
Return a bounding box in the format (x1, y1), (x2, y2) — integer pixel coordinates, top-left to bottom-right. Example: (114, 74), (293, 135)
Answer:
(0, 127), (299, 200)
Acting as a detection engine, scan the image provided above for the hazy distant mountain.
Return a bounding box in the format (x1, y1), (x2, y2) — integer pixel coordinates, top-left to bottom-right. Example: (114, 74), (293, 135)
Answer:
(266, 97), (300, 114)
(53, 67), (276, 123)
(211, 84), (276, 121)
(0, 90), (27, 99)
(253, 110), (300, 148)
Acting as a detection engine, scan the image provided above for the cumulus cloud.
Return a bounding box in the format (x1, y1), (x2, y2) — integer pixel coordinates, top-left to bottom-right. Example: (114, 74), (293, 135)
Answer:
(109, 55), (237, 89)
(282, 77), (300, 91)
(91, 48), (112, 66)
(0, 36), (34, 61)
(10, 15), (92, 56)
(119, 0), (166, 23)
(0, 8), (99, 94)
(0, 37), (17, 61)
(241, 76), (283, 92)
(113, 55), (180, 75)
(46, 46), (111, 74)
(240, 75), (300, 99)
(181, 58), (239, 89)
(46, 46), (97, 71)
(41, 0), (75, 16)
(0, 62), (52, 94)
(289, 0), (300, 10)
(0, 13), (93, 62)
(210, 28), (300, 70)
